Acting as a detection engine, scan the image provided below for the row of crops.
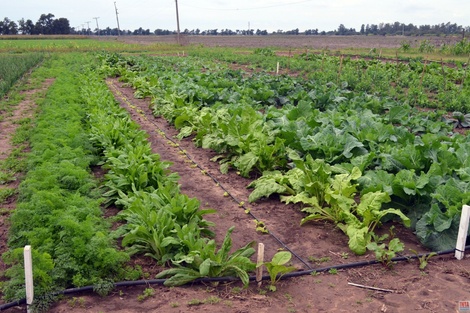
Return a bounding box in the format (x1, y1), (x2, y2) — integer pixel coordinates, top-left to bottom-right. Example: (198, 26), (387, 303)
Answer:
(1, 45), (469, 309)
(191, 49), (470, 113)
(1, 54), (257, 310)
(0, 53), (44, 98)
(99, 52), (470, 255)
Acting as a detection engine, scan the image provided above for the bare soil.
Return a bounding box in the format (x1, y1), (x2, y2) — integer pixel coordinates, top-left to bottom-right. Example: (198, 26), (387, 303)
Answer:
(118, 34), (463, 51)
(47, 79), (470, 313)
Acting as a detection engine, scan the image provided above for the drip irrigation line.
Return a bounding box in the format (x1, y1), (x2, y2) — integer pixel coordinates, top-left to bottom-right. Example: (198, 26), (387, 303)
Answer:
(107, 79), (313, 270)
(2, 245), (468, 312)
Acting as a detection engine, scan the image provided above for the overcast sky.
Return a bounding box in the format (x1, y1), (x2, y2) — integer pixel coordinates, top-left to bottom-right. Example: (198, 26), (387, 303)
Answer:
(2, 0), (469, 32)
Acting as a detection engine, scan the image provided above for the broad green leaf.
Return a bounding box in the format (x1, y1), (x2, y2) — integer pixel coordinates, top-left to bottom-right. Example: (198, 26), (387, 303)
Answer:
(199, 258), (211, 276)
(234, 152), (259, 177)
(271, 251), (292, 266)
(346, 225), (369, 255)
(356, 191), (390, 216)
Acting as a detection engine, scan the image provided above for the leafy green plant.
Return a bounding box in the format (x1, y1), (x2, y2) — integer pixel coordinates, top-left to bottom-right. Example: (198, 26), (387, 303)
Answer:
(250, 156), (410, 255)
(400, 41), (411, 52)
(451, 111), (470, 128)
(258, 251), (296, 292)
(409, 249), (437, 270)
(137, 288), (155, 302)
(156, 227), (255, 287)
(93, 279), (115, 297)
(0, 187), (16, 202)
(367, 238), (404, 269)
(253, 48), (275, 57)
(328, 268), (338, 275)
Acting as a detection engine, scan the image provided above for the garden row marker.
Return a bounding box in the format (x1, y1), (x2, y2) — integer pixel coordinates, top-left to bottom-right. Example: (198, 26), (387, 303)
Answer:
(256, 243), (265, 287)
(24, 245), (34, 313)
(276, 62), (280, 75)
(455, 205), (470, 260)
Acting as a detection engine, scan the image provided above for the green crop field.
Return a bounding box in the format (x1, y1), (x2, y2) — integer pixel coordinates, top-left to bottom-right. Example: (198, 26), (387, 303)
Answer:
(0, 36), (469, 312)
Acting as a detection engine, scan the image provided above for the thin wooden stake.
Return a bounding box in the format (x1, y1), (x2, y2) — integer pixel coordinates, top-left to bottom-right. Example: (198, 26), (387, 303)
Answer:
(348, 282), (395, 293)
(337, 55), (344, 85)
(288, 49), (291, 70)
(256, 243), (265, 287)
(455, 205), (470, 260)
(441, 58), (446, 90)
(276, 62), (280, 75)
(24, 245), (34, 312)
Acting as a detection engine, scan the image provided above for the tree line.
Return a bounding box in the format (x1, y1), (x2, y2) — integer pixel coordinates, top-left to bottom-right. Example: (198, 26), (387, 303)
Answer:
(1, 14), (469, 37)
(0, 14), (70, 35)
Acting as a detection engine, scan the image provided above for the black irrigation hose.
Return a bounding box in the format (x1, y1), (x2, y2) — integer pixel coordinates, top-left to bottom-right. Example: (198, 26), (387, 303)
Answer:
(108, 81), (312, 269)
(2, 245), (467, 311)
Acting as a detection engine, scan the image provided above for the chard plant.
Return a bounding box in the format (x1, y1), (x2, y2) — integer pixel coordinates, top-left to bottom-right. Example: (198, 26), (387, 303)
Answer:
(258, 251), (296, 292)
(156, 227), (256, 286)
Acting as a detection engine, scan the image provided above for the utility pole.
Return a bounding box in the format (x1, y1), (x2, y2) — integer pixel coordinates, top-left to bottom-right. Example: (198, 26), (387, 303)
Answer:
(86, 21), (91, 35)
(175, 0), (181, 44)
(114, 2), (121, 36)
(93, 17), (100, 36)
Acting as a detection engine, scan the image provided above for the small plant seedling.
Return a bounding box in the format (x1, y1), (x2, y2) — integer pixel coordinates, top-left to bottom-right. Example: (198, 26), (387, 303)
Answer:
(367, 238), (404, 269)
(328, 268), (338, 275)
(409, 249), (437, 270)
(204, 296), (220, 304)
(254, 220), (269, 233)
(187, 299), (203, 306)
(308, 256), (331, 264)
(67, 297), (85, 308)
(231, 286), (242, 294)
(170, 302), (179, 308)
(137, 288), (155, 302)
(284, 293), (293, 303)
(340, 252), (349, 259)
(223, 191), (229, 197)
(258, 251), (296, 292)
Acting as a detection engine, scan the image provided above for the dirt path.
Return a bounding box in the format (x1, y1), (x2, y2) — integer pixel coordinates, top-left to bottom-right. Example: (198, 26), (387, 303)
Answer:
(46, 79), (470, 313)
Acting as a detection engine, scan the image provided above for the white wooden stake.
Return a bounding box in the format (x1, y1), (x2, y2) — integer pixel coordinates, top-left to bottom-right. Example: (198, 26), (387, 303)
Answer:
(276, 62), (280, 75)
(24, 245), (34, 312)
(256, 243), (265, 287)
(455, 205), (470, 260)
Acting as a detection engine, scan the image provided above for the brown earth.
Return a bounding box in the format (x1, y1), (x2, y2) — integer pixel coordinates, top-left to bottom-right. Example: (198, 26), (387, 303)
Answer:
(117, 35), (463, 51)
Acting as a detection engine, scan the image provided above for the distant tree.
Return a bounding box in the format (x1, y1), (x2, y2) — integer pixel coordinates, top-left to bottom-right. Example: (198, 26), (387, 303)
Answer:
(52, 18), (70, 34)
(34, 13), (55, 34)
(18, 18), (35, 34)
(337, 24), (346, 35)
(305, 29), (318, 35)
(360, 24), (365, 34)
(0, 17), (18, 35)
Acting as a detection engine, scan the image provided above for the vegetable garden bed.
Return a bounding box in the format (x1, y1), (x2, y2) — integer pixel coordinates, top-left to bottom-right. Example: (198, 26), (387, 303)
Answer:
(1, 40), (470, 313)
